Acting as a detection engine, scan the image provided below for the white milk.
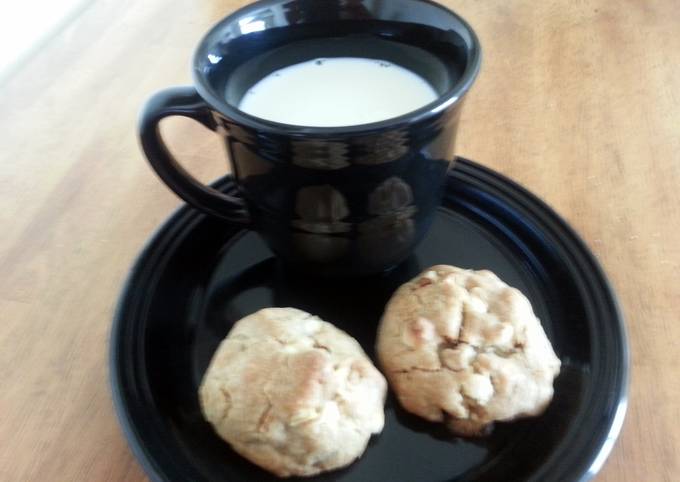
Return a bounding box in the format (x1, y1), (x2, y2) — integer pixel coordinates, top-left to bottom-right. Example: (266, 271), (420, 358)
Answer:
(237, 57), (438, 127)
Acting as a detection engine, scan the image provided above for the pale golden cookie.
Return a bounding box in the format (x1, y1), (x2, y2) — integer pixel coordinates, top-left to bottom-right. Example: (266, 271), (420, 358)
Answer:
(377, 266), (560, 436)
(199, 308), (387, 477)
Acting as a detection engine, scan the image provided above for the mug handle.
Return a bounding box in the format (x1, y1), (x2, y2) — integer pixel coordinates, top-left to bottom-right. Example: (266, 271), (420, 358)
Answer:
(139, 86), (250, 225)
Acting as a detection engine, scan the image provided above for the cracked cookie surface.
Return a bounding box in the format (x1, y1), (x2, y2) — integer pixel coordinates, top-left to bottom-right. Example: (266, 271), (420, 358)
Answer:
(199, 308), (387, 477)
(376, 266), (561, 436)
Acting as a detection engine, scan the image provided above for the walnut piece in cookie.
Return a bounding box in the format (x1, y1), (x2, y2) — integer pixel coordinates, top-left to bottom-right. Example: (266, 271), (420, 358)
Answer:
(376, 265), (561, 436)
(199, 308), (387, 477)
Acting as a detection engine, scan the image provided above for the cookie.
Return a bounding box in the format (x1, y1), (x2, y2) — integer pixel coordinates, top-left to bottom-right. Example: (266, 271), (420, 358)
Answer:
(199, 308), (387, 477)
(376, 266), (560, 436)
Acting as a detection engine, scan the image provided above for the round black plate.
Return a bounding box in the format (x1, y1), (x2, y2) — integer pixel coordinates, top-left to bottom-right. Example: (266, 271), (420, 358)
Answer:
(111, 159), (628, 482)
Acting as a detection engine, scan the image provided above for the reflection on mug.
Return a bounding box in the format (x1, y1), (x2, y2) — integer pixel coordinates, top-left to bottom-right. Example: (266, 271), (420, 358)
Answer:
(353, 130), (408, 165)
(367, 175), (414, 215)
(359, 176), (417, 267)
(229, 141), (273, 179)
(295, 185), (349, 220)
(291, 139), (350, 170)
(292, 185), (351, 262)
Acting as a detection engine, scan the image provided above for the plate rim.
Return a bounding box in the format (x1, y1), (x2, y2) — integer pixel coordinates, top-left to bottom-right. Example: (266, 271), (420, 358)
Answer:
(110, 158), (629, 482)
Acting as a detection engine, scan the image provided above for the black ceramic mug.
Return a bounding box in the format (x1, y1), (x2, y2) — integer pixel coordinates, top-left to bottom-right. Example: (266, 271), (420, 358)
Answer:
(139, 0), (481, 276)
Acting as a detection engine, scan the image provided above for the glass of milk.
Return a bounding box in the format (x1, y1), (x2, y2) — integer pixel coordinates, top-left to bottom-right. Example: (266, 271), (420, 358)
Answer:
(139, 0), (481, 276)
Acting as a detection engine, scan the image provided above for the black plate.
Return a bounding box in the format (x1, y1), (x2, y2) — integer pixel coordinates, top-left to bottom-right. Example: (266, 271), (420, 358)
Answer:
(111, 159), (628, 482)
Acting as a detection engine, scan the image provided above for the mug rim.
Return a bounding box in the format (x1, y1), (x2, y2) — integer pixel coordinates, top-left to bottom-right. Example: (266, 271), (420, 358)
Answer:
(192, 0), (482, 135)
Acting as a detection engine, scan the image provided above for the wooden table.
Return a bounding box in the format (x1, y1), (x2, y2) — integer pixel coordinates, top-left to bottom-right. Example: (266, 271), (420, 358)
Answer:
(1, 0), (678, 480)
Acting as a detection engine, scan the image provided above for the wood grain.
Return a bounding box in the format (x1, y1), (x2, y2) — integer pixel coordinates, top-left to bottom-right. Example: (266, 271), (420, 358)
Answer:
(1, 0), (678, 480)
